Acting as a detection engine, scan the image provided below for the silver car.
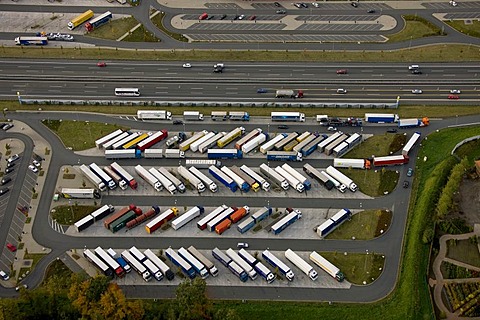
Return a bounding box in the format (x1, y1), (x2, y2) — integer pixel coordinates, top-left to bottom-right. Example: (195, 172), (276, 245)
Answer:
(411, 89), (423, 94)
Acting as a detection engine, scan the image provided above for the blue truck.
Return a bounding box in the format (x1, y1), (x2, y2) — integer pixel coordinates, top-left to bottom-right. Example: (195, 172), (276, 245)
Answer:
(262, 250), (294, 281)
(316, 209), (352, 238)
(302, 134), (327, 157)
(365, 113), (399, 123)
(208, 166), (238, 192)
(165, 248), (196, 279)
(267, 151), (303, 162)
(207, 149), (243, 159)
(252, 207), (272, 223)
(212, 248), (248, 282)
(271, 208), (302, 235)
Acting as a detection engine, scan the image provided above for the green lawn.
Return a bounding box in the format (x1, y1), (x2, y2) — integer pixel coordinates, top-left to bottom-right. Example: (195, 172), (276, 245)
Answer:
(388, 20), (442, 43)
(445, 20), (480, 38)
(150, 10), (189, 42)
(345, 134), (406, 158)
(87, 17), (138, 40)
(122, 24), (160, 42)
(51, 205), (99, 225)
(326, 210), (392, 240)
(446, 239), (480, 268)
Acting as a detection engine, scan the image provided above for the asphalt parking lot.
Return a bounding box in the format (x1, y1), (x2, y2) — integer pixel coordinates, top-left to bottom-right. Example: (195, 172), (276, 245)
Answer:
(187, 33), (386, 43)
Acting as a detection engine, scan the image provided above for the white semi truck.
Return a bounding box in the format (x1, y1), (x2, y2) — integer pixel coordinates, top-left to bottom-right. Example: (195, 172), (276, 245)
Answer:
(134, 165), (162, 191)
(148, 167), (177, 195)
(177, 166), (206, 193)
(326, 166), (358, 192)
(285, 249), (318, 281)
(274, 166), (305, 193)
(79, 164), (106, 191)
(188, 167), (218, 192)
(259, 163), (289, 190)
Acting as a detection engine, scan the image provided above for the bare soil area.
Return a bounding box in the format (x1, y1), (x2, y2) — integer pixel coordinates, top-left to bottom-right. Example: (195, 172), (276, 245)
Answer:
(456, 176), (480, 226)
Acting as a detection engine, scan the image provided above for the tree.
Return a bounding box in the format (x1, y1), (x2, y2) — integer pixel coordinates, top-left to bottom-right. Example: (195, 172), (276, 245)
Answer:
(98, 283), (130, 320)
(69, 275), (111, 318)
(169, 278), (213, 320)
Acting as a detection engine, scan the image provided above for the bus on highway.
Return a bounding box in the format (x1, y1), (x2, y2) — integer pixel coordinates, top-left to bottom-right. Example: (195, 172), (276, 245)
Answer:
(115, 88), (140, 96)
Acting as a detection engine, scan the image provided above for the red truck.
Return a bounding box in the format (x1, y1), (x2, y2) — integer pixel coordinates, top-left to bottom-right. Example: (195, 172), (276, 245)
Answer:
(373, 155), (409, 167)
(215, 219), (232, 235)
(229, 206), (249, 223)
(104, 204), (136, 229)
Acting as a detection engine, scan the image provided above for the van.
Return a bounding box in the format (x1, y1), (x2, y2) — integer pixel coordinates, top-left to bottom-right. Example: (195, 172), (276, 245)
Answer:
(408, 65), (419, 70)
(1, 177), (11, 185)
(0, 270), (9, 281)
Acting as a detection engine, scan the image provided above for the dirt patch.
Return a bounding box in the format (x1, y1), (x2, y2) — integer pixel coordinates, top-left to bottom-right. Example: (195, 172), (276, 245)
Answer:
(456, 176), (480, 226)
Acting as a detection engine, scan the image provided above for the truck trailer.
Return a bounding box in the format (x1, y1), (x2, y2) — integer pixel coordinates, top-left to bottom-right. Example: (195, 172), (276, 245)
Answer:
(302, 164), (334, 190)
(217, 127), (245, 148)
(267, 151), (303, 162)
(207, 149), (243, 160)
(143, 258), (164, 281)
(259, 163), (289, 190)
(326, 166), (358, 192)
(177, 166), (206, 193)
(178, 247), (209, 279)
(274, 132), (299, 150)
(121, 250), (151, 282)
(333, 158), (371, 170)
(235, 128), (262, 150)
(110, 162), (138, 189)
(231, 166), (260, 192)
(103, 166), (128, 190)
(85, 11), (113, 31)
(190, 132), (215, 153)
(274, 166), (304, 192)
(221, 166), (250, 192)
(60, 188), (101, 199)
(281, 163), (311, 190)
(398, 117), (429, 129)
(240, 165), (270, 191)
(226, 248), (257, 280)
(373, 155), (409, 167)
(183, 111), (204, 121)
(260, 134), (287, 154)
(105, 149), (141, 159)
(135, 165), (162, 191)
(165, 248), (196, 279)
(271, 208), (302, 235)
(157, 167), (186, 193)
(365, 113), (399, 123)
(197, 205), (228, 230)
(309, 251), (345, 282)
(136, 130), (168, 151)
(229, 111), (250, 121)
(188, 167), (218, 192)
(402, 132), (421, 156)
(321, 171), (347, 193)
(238, 249), (275, 284)
(285, 249), (318, 281)
(126, 206), (160, 230)
(242, 133), (267, 154)
(145, 207), (178, 234)
(144, 249), (175, 280)
(179, 130), (209, 152)
(136, 110), (172, 120)
(149, 168), (177, 195)
(274, 91), (304, 99)
(185, 159), (221, 169)
(171, 206), (204, 230)
(79, 164), (106, 191)
(198, 132), (226, 153)
(262, 250), (294, 281)
(206, 207), (235, 232)
(271, 111), (305, 122)
(212, 248), (248, 282)
(252, 207), (272, 223)
(95, 129), (123, 149)
(187, 246), (219, 277)
(208, 166), (238, 192)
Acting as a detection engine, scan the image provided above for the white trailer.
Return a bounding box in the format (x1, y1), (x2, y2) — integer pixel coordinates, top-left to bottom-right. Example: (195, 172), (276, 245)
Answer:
(60, 188), (100, 199)
(259, 163), (289, 190)
(163, 149), (186, 159)
(158, 167), (186, 193)
(262, 250), (294, 281)
(177, 166), (206, 193)
(89, 163), (116, 190)
(121, 250), (151, 282)
(143, 258), (164, 281)
(110, 162), (136, 189)
(198, 132), (226, 153)
(293, 134), (316, 153)
(235, 128), (262, 150)
(197, 205), (228, 230)
(137, 110), (172, 120)
(326, 166), (358, 192)
(260, 134), (287, 154)
(285, 249), (318, 281)
(105, 149), (140, 160)
(281, 163), (311, 190)
(135, 165), (162, 191)
(103, 166), (127, 190)
(187, 246), (219, 277)
(183, 111), (204, 121)
(240, 165), (270, 192)
(179, 130), (209, 151)
(241, 133), (267, 154)
(238, 249), (275, 283)
(95, 129), (123, 149)
(103, 132), (129, 149)
(178, 247), (209, 279)
(185, 159), (221, 169)
(112, 132), (139, 150)
(226, 248), (257, 280)
(149, 168), (177, 195)
(190, 132), (215, 153)
(188, 167), (218, 192)
(143, 149), (163, 159)
(79, 164), (106, 191)
(402, 132), (421, 156)
(221, 166), (249, 192)
(275, 166), (304, 192)
(172, 206), (203, 230)
(143, 249), (175, 280)
(309, 251), (345, 282)
(321, 171), (347, 193)
(318, 132), (342, 153)
(206, 207), (234, 232)
(333, 158), (369, 170)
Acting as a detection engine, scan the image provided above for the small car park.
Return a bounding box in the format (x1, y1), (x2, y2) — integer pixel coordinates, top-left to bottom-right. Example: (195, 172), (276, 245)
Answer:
(411, 89), (423, 94)
(336, 88), (347, 94)
(407, 168), (414, 177)
(448, 95), (459, 100)
(7, 154), (20, 163)
(0, 270), (9, 281)
(182, 63), (192, 68)
(336, 69), (348, 74)
(257, 88), (268, 93)
(450, 89), (461, 94)
(97, 62), (106, 67)
(403, 181), (409, 188)
(237, 243), (249, 248)
(7, 243), (17, 252)
(28, 165), (38, 173)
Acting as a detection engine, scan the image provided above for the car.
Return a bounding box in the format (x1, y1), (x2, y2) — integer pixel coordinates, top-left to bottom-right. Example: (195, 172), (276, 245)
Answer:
(450, 89), (461, 94)
(28, 165), (38, 173)
(278, 125), (289, 130)
(4, 168), (14, 175)
(15, 284), (28, 291)
(182, 63), (192, 68)
(6, 243), (16, 252)
(387, 128), (398, 133)
(0, 270), (9, 281)
(351, 1), (358, 7)
(0, 123), (7, 130)
(257, 88), (268, 93)
(403, 181), (410, 188)
(173, 120), (184, 125)
(238, 14), (246, 20)
(367, 9), (376, 13)
(336, 88), (347, 94)
(220, 14), (227, 20)
(327, 126), (337, 131)
(249, 15), (256, 20)
(274, 2), (281, 7)
(448, 95), (459, 100)
(301, 3), (309, 8)
(7, 154), (20, 163)
(411, 69), (422, 74)
(276, 9), (286, 14)
(32, 160), (41, 167)
(449, 0), (458, 6)
(6, 162), (15, 168)
(97, 62), (106, 67)
(2, 123), (14, 131)
(312, 2), (320, 8)
(336, 69), (348, 74)
(407, 168), (414, 177)
(411, 89), (423, 94)
(1, 177), (11, 186)
(237, 242), (249, 248)
(294, 3), (302, 8)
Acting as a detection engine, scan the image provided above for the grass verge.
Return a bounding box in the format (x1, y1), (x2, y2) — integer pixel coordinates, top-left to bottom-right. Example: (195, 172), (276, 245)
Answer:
(87, 17), (138, 41)
(151, 10), (189, 42)
(445, 20), (480, 38)
(122, 24), (161, 42)
(51, 205), (99, 225)
(446, 239), (480, 267)
(326, 210), (392, 240)
(345, 134), (406, 158)
(387, 15), (446, 43)
(42, 259), (74, 286)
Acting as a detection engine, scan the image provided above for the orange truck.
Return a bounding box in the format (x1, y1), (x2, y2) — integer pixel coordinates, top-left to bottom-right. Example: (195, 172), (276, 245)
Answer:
(215, 219), (232, 235)
(229, 206), (250, 223)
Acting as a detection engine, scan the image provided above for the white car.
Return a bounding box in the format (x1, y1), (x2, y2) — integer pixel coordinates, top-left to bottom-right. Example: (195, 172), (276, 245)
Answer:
(336, 88), (347, 94)
(28, 165), (38, 173)
(7, 154), (19, 163)
(182, 63), (191, 68)
(237, 242), (249, 248)
(15, 284), (28, 291)
(0, 270), (9, 281)
(449, 0), (458, 6)
(312, 2), (320, 7)
(450, 89), (461, 94)
(411, 89), (423, 94)
(32, 160), (41, 167)
(238, 14), (246, 20)
(327, 126), (337, 131)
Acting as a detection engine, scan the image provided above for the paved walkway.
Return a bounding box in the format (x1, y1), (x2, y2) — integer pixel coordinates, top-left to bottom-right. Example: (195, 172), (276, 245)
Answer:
(430, 226), (480, 319)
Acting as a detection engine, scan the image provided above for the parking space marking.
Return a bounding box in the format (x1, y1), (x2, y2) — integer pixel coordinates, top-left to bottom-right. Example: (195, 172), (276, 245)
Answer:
(443, 12), (480, 19)
(424, 2), (480, 9)
(296, 15), (378, 22)
(297, 23), (383, 31)
(188, 23), (286, 31)
(187, 33), (385, 43)
(205, 3), (242, 9)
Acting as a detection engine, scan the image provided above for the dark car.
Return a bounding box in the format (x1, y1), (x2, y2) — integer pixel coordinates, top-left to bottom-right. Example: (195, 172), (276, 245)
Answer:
(411, 69), (422, 75)
(257, 88), (268, 93)
(0, 188), (9, 196)
(407, 168), (414, 177)
(367, 9), (376, 13)
(351, 1), (358, 7)
(220, 14), (227, 20)
(276, 9), (286, 14)
(4, 168), (14, 175)
(403, 181), (409, 188)
(336, 69), (348, 74)
(0, 123), (8, 130)
(173, 120), (184, 125)
(274, 1), (281, 7)
(6, 162), (15, 168)
(278, 125), (289, 130)
(0, 177), (11, 186)
(207, 15), (214, 20)
(387, 128), (398, 133)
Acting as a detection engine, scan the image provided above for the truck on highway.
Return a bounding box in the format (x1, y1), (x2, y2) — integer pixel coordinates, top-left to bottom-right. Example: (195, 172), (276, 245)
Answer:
(190, 132), (216, 153)
(157, 167), (186, 193)
(105, 149), (141, 159)
(177, 166), (206, 193)
(302, 164), (335, 190)
(365, 113), (399, 123)
(187, 246), (218, 277)
(136, 110), (172, 121)
(239, 249), (275, 284)
(110, 162), (138, 189)
(178, 247), (209, 279)
(143, 258), (164, 281)
(79, 164), (106, 191)
(145, 207), (178, 234)
(235, 128), (262, 150)
(68, 9), (94, 30)
(373, 155), (409, 167)
(60, 188), (101, 199)
(209, 166), (238, 192)
(398, 117), (429, 129)
(228, 111), (250, 121)
(144, 249), (175, 280)
(285, 249), (318, 281)
(149, 168), (177, 195)
(252, 207), (272, 223)
(136, 130), (168, 151)
(259, 163), (289, 190)
(135, 165), (162, 192)
(242, 133), (267, 154)
(271, 208), (302, 235)
(309, 251), (345, 282)
(126, 206), (160, 230)
(281, 163), (311, 190)
(274, 166), (305, 193)
(326, 166), (358, 192)
(171, 206), (204, 230)
(207, 149), (243, 160)
(221, 166), (250, 192)
(333, 158), (371, 170)
(188, 167), (217, 192)
(121, 250), (151, 282)
(103, 166), (128, 190)
(274, 90), (304, 99)
(212, 248), (248, 282)
(262, 250), (294, 281)
(260, 134), (287, 154)
(217, 127), (245, 148)
(198, 132), (226, 153)
(231, 166), (260, 192)
(85, 11), (112, 31)
(267, 151), (303, 162)
(271, 111), (305, 122)
(321, 171), (347, 193)
(240, 165), (270, 192)
(186, 159), (221, 169)
(95, 129), (123, 149)
(183, 111), (204, 121)
(226, 248), (257, 280)
(197, 205), (228, 230)
(165, 248), (196, 279)
(179, 130), (209, 152)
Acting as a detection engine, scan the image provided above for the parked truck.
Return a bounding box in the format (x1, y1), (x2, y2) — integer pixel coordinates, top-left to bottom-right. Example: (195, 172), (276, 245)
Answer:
(226, 249), (257, 280)
(310, 251), (345, 282)
(179, 130), (209, 152)
(162, 149), (186, 159)
(105, 149), (142, 159)
(373, 155), (409, 167)
(60, 188), (101, 199)
(106, 248), (131, 274)
(144, 249), (175, 280)
(197, 205), (228, 230)
(316, 209), (352, 238)
(262, 250), (294, 281)
(103, 166), (128, 190)
(275, 132), (299, 150)
(326, 166), (358, 192)
(149, 168), (177, 195)
(198, 132), (226, 153)
(302, 135), (327, 157)
(281, 163), (311, 190)
(333, 158), (371, 170)
(259, 163), (289, 190)
(111, 162), (138, 189)
(135, 165), (162, 192)
(402, 132), (421, 156)
(231, 166), (260, 192)
(398, 117), (429, 128)
(85, 11), (112, 31)
(157, 167), (186, 193)
(177, 166), (206, 193)
(68, 9), (94, 30)
(275, 166), (305, 193)
(267, 151), (303, 162)
(240, 165), (270, 192)
(209, 166), (238, 192)
(126, 206), (160, 229)
(95, 129), (123, 149)
(186, 159), (221, 169)
(206, 207), (235, 232)
(229, 111), (250, 121)
(365, 113), (399, 123)
(271, 111), (305, 122)
(237, 217), (255, 234)
(207, 149), (243, 160)
(165, 136), (180, 148)
(188, 167), (217, 192)
(15, 36), (48, 46)
(321, 171), (347, 193)
(242, 133), (267, 154)
(301, 164), (333, 190)
(217, 127), (245, 148)
(79, 164), (106, 191)
(187, 246), (219, 277)
(103, 132), (129, 150)
(212, 248), (248, 282)
(165, 248), (196, 279)
(221, 166), (250, 192)
(178, 247), (209, 279)
(183, 111), (204, 121)
(229, 206), (250, 223)
(145, 207), (178, 234)
(89, 163), (116, 190)
(260, 134), (287, 154)
(171, 206), (204, 230)
(239, 249), (275, 284)
(211, 111), (228, 121)
(271, 208), (302, 235)
(121, 250), (151, 282)
(143, 258), (164, 281)
(137, 130), (168, 151)
(137, 110), (172, 121)
(285, 249), (318, 281)
(190, 132), (215, 153)
(235, 128), (262, 150)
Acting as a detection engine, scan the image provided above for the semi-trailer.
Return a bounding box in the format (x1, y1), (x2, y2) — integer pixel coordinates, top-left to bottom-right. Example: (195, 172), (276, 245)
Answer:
(242, 133), (267, 154)
(188, 167), (218, 192)
(60, 188), (101, 199)
(373, 155), (409, 167)
(317, 209), (352, 237)
(68, 10), (94, 30)
(259, 163), (289, 190)
(109, 210), (137, 233)
(171, 206), (204, 230)
(333, 158), (371, 170)
(177, 166), (206, 193)
(231, 166), (260, 192)
(260, 134), (287, 154)
(251, 207), (272, 223)
(267, 151), (303, 162)
(105, 149), (142, 159)
(282, 139), (298, 152)
(135, 165), (162, 192)
(112, 132), (140, 150)
(126, 206), (160, 229)
(183, 111), (204, 121)
(74, 205), (114, 232)
(271, 111), (305, 121)
(226, 248), (257, 280)
(345, 133), (362, 148)
(324, 134), (349, 156)
(136, 130), (168, 151)
(235, 128), (262, 150)
(157, 167), (186, 193)
(318, 132), (342, 153)
(332, 142), (349, 158)
(74, 215), (95, 232)
(197, 205), (228, 230)
(302, 164), (335, 190)
(190, 132), (215, 152)
(293, 134), (316, 154)
(178, 247), (209, 279)
(285, 249), (318, 281)
(365, 113), (399, 123)
(206, 207), (235, 232)
(321, 171), (347, 193)
(106, 248), (131, 274)
(144, 249), (175, 280)
(229, 206), (250, 223)
(271, 208), (302, 235)
(103, 132), (129, 150)
(274, 91), (304, 99)
(79, 164), (107, 191)
(296, 131), (311, 143)
(94, 246), (125, 278)
(402, 132), (421, 156)
(228, 111), (250, 121)
(207, 149), (243, 160)
(274, 166), (305, 193)
(262, 250), (294, 281)
(212, 248), (248, 282)
(137, 110), (172, 120)
(145, 207), (179, 234)
(179, 130), (209, 151)
(187, 246), (219, 276)
(240, 165), (270, 192)
(237, 217), (255, 234)
(208, 166), (238, 192)
(110, 162), (138, 189)
(143, 258), (164, 281)
(221, 166), (250, 192)
(309, 251), (345, 282)
(238, 249), (275, 284)
(398, 117), (429, 129)
(84, 249), (113, 278)
(122, 132), (152, 150)
(95, 129), (123, 148)
(274, 132), (299, 150)
(326, 166), (358, 192)
(165, 248), (196, 279)
(121, 250), (152, 282)
(303, 134), (327, 156)
(281, 163), (311, 190)
(317, 219), (335, 238)
(211, 111), (228, 121)
(103, 166), (128, 190)
(90, 204), (115, 222)
(217, 127), (245, 148)
(129, 246), (147, 263)
(211, 247), (232, 267)
(149, 168), (177, 195)
(162, 149), (186, 159)
(165, 136), (180, 148)
(186, 160), (221, 169)
(198, 132), (226, 153)
(84, 11), (112, 31)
